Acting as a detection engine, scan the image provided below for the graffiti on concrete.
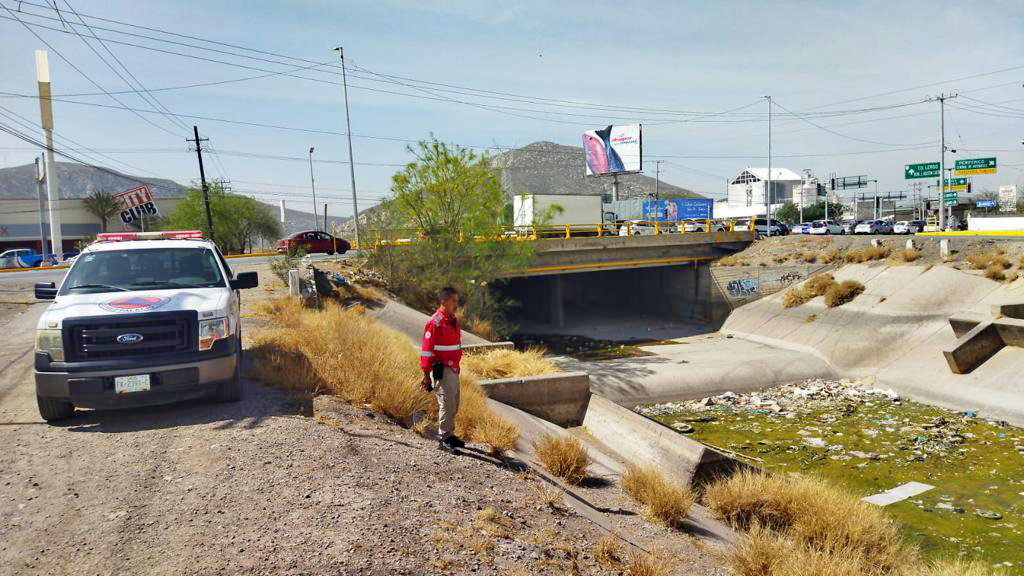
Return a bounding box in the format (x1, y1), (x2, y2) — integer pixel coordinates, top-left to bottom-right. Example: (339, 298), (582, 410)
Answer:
(779, 271), (804, 284)
(726, 277), (759, 297)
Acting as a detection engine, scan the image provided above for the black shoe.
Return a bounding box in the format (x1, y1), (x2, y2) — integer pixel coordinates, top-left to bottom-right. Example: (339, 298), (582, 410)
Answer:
(438, 440), (456, 453)
(444, 435), (465, 449)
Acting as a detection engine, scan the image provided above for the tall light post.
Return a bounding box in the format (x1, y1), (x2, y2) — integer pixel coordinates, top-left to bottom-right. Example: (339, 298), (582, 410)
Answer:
(335, 47), (362, 249)
(35, 50), (61, 259)
(308, 146), (318, 231)
(763, 95), (772, 237)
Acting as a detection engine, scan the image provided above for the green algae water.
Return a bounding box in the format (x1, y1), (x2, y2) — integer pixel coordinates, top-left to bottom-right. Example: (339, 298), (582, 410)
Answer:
(638, 380), (1024, 571)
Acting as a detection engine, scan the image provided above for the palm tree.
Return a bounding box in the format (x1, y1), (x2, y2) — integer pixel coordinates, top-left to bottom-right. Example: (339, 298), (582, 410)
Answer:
(82, 189), (123, 232)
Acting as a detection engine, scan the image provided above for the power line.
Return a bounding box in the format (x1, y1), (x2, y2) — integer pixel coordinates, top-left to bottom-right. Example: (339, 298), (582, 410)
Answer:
(771, 98), (936, 147)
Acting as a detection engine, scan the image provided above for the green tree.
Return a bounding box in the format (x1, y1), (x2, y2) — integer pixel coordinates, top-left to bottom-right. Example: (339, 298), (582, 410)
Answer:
(774, 201), (845, 224)
(164, 182), (282, 253)
(82, 189), (123, 232)
(369, 138), (533, 335)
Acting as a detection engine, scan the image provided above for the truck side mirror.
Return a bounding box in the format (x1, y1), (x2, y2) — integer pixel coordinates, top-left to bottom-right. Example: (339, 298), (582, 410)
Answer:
(230, 271), (259, 290)
(35, 282), (58, 300)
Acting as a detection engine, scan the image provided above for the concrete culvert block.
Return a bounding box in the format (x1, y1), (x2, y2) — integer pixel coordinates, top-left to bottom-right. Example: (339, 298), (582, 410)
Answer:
(940, 239), (951, 259)
(871, 239), (881, 248)
(287, 269), (300, 297)
(905, 238), (916, 250)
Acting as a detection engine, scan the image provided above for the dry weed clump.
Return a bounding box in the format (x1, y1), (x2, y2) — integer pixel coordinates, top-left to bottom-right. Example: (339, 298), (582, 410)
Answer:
(845, 246), (890, 263)
(592, 536), (623, 569)
(706, 470), (917, 576)
(824, 280), (865, 308)
(896, 248), (921, 262)
(621, 466), (695, 527)
(985, 264), (1007, 281)
(820, 248), (839, 263)
(716, 255), (742, 267)
(250, 299), (519, 454)
(781, 287), (811, 309)
(461, 347), (560, 380)
(966, 251), (1010, 270)
(533, 435), (590, 485)
(908, 559), (1007, 576)
(804, 273), (837, 297)
(626, 549), (671, 576)
(801, 251), (817, 263)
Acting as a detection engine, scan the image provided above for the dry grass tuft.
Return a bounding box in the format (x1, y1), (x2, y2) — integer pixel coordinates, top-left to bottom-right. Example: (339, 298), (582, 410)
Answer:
(706, 470), (916, 575)
(824, 280), (865, 308)
(862, 245), (891, 261)
(250, 299), (519, 454)
(621, 466), (695, 527)
(805, 313), (817, 323)
(804, 273), (837, 297)
(821, 248), (839, 263)
(773, 254), (789, 264)
(716, 255), (741, 267)
(907, 558), (1007, 576)
(801, 251), (817, 263)
(984, 264), (1006, 281)
(463, 316), (496, 341)
(460, 347), (559, 380)
(1006, 270), (1019, 283)
(626, 549), (671, 576)
(781, 287), (811, 309)
(966, 251), (1010, 270)
(592, 536), (623, 569)
(534, 435), (590, 485)
(897, 248), (921, 262)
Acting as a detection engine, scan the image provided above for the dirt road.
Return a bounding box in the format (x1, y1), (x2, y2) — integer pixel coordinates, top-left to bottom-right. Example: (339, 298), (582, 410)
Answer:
(0, 295), (726, 575)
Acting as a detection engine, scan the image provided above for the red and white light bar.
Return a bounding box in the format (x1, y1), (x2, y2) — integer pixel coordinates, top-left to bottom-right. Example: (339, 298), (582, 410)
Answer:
(96, 230), (205, 242)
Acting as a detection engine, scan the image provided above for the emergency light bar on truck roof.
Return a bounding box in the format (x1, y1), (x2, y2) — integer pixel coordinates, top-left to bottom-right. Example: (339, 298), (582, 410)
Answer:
(95, 230), (205, 242)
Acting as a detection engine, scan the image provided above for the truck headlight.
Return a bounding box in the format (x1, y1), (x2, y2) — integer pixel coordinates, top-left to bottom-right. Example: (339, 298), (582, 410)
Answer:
(36, 329), (64, 361)
(198, 317), (230, 351)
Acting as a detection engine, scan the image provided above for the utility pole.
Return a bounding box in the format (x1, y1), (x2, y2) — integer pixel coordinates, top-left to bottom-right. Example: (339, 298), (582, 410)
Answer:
(35, 50), (61, 260)
(764, 95), (772, 237)
(653, 160), (664, 200)
(927, 92), (957, 230)
(335, 47), (361, 249)
(34, 156), (49, 256)
(308, 147), (319, 231)
(187, 125), (215, 243)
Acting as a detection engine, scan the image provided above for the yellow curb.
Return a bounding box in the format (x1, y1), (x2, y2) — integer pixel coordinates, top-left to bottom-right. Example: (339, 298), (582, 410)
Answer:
(0, 265), (69, 274)
(915, 231), (1024, 237)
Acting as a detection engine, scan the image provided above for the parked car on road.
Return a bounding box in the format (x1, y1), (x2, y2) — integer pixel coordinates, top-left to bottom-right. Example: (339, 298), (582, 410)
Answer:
(808, 219), (844, 235)
(893, 220), (924, 235)
(789, 223), (810, 234)
(841, 221), (860, 235)
(738, 217), (788, 238)
(276, 230), (351, 255)
(0, 248), (57, 269)
(618, 220), (658, 236)
(854, 220), (892, 235)
(680, 219), (726, 233)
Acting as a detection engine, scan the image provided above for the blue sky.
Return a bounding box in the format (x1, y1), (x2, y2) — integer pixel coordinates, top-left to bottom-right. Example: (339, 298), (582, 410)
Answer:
(1, 0), (1022, 217)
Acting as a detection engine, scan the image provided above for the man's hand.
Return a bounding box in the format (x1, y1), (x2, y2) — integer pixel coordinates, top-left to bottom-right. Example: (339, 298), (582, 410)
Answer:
(421, 373), (433, 392)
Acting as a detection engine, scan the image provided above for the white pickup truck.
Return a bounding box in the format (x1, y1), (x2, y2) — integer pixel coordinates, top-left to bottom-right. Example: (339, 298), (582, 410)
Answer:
(33, 230), (258, 421)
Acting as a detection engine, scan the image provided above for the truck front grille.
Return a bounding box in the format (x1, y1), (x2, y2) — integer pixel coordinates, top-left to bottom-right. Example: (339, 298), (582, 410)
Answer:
(64, 312), (197, 361)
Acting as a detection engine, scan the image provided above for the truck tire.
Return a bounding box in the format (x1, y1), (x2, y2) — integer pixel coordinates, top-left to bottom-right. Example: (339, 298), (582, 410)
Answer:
(37, 396), (74, 421)
(217, 353), (242, 402)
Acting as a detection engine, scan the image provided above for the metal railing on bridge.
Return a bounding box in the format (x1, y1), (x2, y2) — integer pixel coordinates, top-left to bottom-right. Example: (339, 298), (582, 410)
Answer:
(364, 219), (754, 248)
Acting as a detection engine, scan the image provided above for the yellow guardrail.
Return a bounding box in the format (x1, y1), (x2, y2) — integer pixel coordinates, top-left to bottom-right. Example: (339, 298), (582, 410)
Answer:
(916, 230), (1024, 237)
(367, 219), (753, 247)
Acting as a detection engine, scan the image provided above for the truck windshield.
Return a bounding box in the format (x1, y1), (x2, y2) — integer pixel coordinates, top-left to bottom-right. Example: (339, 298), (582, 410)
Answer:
(60, 247), (226, 294)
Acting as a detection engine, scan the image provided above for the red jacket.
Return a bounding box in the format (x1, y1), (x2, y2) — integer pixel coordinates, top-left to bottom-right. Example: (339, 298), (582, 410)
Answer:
(420, 307), (462, 373)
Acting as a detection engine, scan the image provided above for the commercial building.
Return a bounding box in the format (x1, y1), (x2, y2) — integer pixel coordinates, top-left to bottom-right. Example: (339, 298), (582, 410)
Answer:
(716, 167), (805, 219)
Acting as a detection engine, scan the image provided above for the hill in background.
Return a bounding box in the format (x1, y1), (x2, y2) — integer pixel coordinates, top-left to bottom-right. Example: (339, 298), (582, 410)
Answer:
(0, 161), (186, 199)
(489, 141), (702, 200)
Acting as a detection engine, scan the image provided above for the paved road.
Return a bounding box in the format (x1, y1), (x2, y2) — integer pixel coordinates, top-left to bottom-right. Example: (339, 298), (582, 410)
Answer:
(0, 252), (346, 286)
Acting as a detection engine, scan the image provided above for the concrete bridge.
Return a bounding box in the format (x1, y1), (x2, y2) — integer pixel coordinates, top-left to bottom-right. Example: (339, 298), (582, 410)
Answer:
(502, 230), (752, 331)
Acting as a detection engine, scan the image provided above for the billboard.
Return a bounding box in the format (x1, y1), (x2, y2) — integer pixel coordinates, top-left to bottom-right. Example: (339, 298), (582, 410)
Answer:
(642, 199), (713, 222)
(582, 124), (641, 176)
(999, 185), (1018, 213)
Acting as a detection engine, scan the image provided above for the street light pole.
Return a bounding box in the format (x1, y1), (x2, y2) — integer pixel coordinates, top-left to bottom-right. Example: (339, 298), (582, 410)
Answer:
(335, 47), (362, 249)
(308, 146), (319, 232)
(763, 95), (773, 237)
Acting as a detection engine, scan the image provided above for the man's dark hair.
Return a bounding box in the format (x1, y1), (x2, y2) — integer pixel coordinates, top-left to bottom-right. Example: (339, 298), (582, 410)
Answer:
(439, 286), (458, 302)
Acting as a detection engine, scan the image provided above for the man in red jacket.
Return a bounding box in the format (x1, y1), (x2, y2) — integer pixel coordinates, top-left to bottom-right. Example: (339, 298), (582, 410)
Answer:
(421, 286), (464, 451)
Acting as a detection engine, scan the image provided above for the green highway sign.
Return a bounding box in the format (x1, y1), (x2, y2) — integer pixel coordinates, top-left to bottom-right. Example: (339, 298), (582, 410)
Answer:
(954, 157), (997, 175)
(935, 177), (968, 192)
(905, 162), (940, 179)
(943, 192), (958, 203)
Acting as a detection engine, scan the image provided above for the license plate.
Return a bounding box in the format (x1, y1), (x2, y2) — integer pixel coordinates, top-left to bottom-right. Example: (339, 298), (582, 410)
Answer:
(114, 374), (151, 394)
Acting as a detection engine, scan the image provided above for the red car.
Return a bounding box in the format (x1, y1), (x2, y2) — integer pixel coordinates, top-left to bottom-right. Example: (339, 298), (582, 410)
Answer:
(276, 230), (351, 255)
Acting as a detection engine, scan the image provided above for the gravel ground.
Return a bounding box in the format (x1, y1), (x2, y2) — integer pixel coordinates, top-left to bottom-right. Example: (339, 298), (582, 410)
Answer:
(0, 261), (730, 575)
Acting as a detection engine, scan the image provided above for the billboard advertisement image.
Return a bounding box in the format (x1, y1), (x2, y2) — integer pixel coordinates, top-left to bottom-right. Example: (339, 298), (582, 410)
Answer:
(642, 199), (713, 222)
(582, 124), (641, 176)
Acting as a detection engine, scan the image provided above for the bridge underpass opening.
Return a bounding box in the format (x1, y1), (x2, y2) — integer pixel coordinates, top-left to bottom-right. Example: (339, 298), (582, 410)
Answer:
(502, 263), (727, 336)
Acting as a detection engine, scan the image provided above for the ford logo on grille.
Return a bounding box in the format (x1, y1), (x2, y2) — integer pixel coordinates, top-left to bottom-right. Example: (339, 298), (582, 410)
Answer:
(116, 333), (144, 345)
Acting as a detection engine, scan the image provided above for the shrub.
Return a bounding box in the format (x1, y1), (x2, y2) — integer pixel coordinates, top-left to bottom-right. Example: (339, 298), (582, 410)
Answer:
(985, 264), (1006, 281)
(804, 273), (837, 297)
(824, 280), (865, 307)
(626, 549), (670, 576)
(250, 299), (519, 454)
(782, 287), (811, 309)
(534, 435), (590, 485)
(460, 347), (559, 380)
(966, 251), (1009, 270)
(621, 466), (694, 527)
(820, 249), (839, 263)
(861, 245), (890, 261)
(593, 536), (623, 569)
(844, 249), (866, 263)
(801, 251), (817, 263)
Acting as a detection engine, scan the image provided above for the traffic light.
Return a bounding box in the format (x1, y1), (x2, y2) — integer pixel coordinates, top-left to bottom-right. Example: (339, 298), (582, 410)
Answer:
(830, 178), (836, 191)
(966, 182), (972, 195)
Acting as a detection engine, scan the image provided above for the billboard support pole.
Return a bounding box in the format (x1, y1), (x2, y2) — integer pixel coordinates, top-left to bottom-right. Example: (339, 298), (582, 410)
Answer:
(612, 174), (620, 202)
